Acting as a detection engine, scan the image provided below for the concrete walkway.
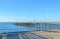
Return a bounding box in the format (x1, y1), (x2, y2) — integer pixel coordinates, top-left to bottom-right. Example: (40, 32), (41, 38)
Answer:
(1, 29), (60, 39)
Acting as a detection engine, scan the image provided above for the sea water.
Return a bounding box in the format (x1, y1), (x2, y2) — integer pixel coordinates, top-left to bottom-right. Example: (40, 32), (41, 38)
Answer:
(0, 22), (60, 33)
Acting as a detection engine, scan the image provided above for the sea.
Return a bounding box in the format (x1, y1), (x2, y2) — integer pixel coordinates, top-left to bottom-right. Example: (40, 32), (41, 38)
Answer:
(0, 22), (60, 39)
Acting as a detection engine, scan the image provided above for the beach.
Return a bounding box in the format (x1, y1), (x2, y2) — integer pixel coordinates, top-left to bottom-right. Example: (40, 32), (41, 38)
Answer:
(31, 29), (60, 39)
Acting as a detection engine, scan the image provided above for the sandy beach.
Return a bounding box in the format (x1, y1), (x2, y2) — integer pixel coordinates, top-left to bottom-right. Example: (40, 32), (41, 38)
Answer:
(31, 29), (60, 39)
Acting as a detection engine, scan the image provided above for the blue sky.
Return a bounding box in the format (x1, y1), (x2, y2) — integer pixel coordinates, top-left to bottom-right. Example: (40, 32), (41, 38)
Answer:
(0, 0), (60, 22)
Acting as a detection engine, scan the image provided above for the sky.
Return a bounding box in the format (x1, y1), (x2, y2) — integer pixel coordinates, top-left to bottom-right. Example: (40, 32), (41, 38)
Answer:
(0, 0), (60, 22)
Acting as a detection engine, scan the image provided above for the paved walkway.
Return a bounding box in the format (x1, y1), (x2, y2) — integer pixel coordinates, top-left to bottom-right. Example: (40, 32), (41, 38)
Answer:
(1, 29), (60, 39)
(0, 32), (48, 39)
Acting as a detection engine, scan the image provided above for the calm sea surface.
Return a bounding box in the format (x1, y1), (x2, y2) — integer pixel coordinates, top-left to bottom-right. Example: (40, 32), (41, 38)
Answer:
(0, 22), (60, 34)
(0, 22), (40, 34)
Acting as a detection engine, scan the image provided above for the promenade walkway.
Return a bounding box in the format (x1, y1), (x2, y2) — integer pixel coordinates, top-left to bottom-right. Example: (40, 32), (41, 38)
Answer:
(0, 32), (48, 39)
